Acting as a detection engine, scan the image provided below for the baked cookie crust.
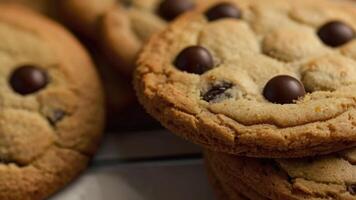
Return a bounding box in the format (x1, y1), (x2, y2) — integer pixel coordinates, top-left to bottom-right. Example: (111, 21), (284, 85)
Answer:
(134, 0), (356, 158)
(205, 149), (356, 200)
(0, 5), (105, 200)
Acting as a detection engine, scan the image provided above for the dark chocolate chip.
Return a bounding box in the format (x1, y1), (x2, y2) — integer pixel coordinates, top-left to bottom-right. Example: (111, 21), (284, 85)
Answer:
(263, 75), (306, 104)
(205, 2), (242, 21)
(158, 0), (195, 21)
(347, 184), (356, 195)
(317, 21), (355, 47)
(202, 82), (233, 102)
(47, 110), (66, 126)
(9, 65), (48, 95)
(174, 46), (214, 74)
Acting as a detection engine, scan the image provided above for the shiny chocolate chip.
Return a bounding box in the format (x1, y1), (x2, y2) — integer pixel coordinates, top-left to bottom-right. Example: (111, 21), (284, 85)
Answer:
(158, 0), (195, 21)
(205, 2), (242, 21)
(202, 82), (233, 103)
(348, 184), (356, 195)
(317, 21), (355, 47)
(174, 46), (214, 74)
(47, 110), (66, 126)
(9, 65), (48, 95)
(263, 75), (306, 104)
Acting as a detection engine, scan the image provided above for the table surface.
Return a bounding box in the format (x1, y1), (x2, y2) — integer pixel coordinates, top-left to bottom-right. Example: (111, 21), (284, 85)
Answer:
(50, 130), (216, 200)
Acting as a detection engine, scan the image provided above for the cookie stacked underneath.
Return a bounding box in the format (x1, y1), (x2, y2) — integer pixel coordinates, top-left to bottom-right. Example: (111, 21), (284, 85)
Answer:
(205, 149), (356, 199)
(134, 0), (356, 199)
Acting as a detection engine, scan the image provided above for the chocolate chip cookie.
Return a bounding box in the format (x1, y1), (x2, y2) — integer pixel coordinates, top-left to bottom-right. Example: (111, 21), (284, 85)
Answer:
(134, 0), (356, 158)
(205, 148), (356, 200)
(0, 5), (104, 199)
(57, 0), (204, 75)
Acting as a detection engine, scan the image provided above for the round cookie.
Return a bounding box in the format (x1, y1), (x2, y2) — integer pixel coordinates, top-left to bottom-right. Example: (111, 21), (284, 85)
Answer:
(57, 0), (206, 75)
(0, 5), (104, 200)
(205, 149), (356, 200)
(134, 0), (356, 158)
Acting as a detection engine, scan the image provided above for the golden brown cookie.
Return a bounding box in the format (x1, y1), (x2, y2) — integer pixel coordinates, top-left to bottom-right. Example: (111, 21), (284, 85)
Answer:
(134, 0), (356, 158)
(0, 0), (56, 16)
(0, 5), (105, 199)
(205, 158), (250, 200)
(205, 149), (356, 200)
(57, 0), (204, 75)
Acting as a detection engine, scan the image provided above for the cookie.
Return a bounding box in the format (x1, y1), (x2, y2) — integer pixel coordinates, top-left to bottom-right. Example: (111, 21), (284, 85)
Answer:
(134, 0), (356, 158)
(57, 0), (204, 75)
(205, 158), (249, 200)
(205, 148), (356, 200)
(0, 5), (104, 200)
(57, 0), (116, 39)
(0, 0), (56, 16)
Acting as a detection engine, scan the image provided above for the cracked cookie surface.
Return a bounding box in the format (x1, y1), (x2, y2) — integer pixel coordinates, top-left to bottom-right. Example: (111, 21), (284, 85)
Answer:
(134, 0), (356, 158)
(0, 5), (105, 200)
(205, 148), (356, 200)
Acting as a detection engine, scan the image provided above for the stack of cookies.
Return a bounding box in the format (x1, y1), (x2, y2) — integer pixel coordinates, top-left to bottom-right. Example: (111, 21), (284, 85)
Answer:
(133, 0), (356, 199)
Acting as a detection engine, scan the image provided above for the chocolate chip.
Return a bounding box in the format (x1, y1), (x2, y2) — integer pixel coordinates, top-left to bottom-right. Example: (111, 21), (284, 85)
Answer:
(174, 46), (214, 74)
(205, 2), (242, 21)
(317, 21), (355, 47)
(47, 110), (66, 126)
(202, 82), (233, 102)
(158, 0), (195, 21)
(347, 184), (356, 195)
(9, 65), (48, 95)
(263, 75), (306, 104)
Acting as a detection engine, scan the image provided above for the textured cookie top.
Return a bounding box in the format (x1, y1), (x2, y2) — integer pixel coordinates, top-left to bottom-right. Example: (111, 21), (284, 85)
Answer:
(206, 149), (356, 200)
(0, 5), (104, 199)
(135, 0), (356, 158)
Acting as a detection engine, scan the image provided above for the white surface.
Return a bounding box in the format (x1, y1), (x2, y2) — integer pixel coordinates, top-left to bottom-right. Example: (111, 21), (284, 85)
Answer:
(94, 130), (201, 161)
(50, 130), (214, 200)
(52, 160), (214, 200)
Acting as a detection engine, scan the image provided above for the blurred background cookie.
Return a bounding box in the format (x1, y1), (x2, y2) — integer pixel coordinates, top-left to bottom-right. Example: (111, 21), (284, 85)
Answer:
(57, 0), (200, 75)
(56, 0), (205, 130)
